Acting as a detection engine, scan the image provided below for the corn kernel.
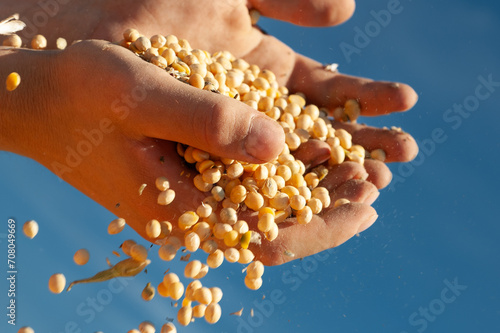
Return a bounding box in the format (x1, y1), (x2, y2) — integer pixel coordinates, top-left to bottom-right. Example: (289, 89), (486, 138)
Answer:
(3, 34), (22, 48)
(177, 305), (192, 326)
(168, 281), (185, 300)
(204, 303), (222, 324)
(145, 219), (161, 238)
(6, 72), (21, 92)
(161, 323), (177, 333)
(108, 218), (126, 235)
(31, 34), (47, 49)
(185, 260), (202, 278)
(244, 276), (263, 290)
(224, 248), (240, 263)
(139, 321), (155, 333)
(73, 248), (90, 265)
(130, 244), (148, 262)
(22, 220), (38, 238)
(48, 273), (66, 294)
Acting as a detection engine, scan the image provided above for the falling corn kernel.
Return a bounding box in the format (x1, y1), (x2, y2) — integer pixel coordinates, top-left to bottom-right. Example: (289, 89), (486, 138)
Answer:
(130, 244), (148, 262)
(22, 220), (38, 239)
(204, 303), (222, 324)
(6, 72), (21, 92)
(108, 218), (126, 235)
(145, 219), (161, 239)
(177, 305), (192, 326)
(73, 249), (90, 265)
(48, 273), (66, 294)
(161, 323), (177, 333)
(139, 321), (155, 333)
(246, 261), (264, 279)
(18, 327), (34, 333)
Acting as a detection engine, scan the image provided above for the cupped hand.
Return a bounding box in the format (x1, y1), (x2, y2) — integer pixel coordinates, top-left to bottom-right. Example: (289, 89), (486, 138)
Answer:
(0, 0), (418, 265)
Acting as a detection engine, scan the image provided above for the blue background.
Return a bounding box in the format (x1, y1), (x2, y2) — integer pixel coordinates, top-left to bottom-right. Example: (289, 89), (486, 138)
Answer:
(1, 0), (499, 332)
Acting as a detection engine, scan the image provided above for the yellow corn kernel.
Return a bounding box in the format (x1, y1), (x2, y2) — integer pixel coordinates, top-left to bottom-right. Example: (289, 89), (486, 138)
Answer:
(178, 211), (199, 231)
(31, 34), (47, 49)
(139, 321), (155, 333)
(334, 198), (351, 208)
(108, 218), (126, 235)
(257, 213), (274, 233)
(205, 303), (222, 324)
(73, 248), (90, 266)
(161, 323), (177, 333)
(6, 72), (21, 91)
(168, 281), (184, 300)
(185, 280), (202, 300)
(157, 281), (170, 297)
(238, 248), (255, 264)
(145, 219), (161, 239)
(123, 28), (140, 42)
(245, 192), (264, 211)
(177, 305), (192, 326)
(130, 244), (148, 262)
(22, 220), (38, 238)
(185, 260), (202, 278)
(370, 148), (387, 162)
(224, 230), (240, 247)
(158, 244), (177, 261)
(48, 273), (66, 294)
(184, 232), (201, 252)
(3, 34), (22, 48)
(296, 206), (313, 225)
(224, 248), (240, 263)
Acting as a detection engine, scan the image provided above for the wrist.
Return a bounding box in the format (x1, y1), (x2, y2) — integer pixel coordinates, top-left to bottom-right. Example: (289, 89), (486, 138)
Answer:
(0, 47), (61, 159)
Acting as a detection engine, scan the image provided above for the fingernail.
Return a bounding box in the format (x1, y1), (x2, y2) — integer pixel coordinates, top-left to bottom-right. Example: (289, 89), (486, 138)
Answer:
(244, 117), (284, 162)
(357, 213), (378, 234)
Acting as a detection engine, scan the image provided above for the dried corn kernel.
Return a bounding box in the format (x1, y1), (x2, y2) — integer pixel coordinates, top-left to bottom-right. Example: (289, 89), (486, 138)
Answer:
(73, 248), (90, 266)
(6, 72), (21, 91)
(22, 220), (38, 238)
(48, 273), (66, 294)
(204, 303), (222, 324)
(108, 218), (126, 235)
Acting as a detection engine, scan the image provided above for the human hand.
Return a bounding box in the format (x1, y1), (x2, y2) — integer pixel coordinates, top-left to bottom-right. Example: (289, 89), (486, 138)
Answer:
(0, 0), (418, 266)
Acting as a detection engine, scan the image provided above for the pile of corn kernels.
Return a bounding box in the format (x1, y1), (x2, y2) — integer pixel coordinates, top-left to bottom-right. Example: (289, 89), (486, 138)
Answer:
(7, 28), (389, 333)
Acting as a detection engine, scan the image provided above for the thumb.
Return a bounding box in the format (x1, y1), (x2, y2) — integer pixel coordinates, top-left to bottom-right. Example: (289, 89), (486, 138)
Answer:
(129, 65), (285, 163)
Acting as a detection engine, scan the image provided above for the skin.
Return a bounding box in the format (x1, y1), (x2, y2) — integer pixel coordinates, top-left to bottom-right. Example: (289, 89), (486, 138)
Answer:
(0, 0), (418, 266)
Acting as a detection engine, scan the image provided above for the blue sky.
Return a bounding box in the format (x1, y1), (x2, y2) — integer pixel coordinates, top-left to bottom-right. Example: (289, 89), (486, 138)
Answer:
(1, 0), (500, 332)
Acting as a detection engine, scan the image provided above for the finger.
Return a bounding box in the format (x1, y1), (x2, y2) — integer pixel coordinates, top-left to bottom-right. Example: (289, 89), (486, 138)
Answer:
(107, 44), (285, 164)
(292, 139), (330, 169)
(331, 179), (380, 205)
(333, 122), (419, 162)
(249, 0), (355, 26)
(288, 54), (418, 115)
(362, 159), (392, 189)
(252, 202), (378, 265)
(320, 161), (369, 192)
